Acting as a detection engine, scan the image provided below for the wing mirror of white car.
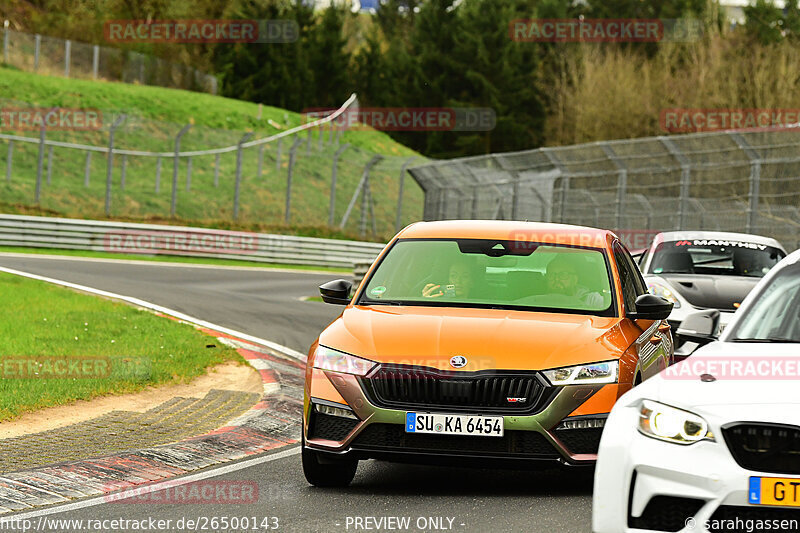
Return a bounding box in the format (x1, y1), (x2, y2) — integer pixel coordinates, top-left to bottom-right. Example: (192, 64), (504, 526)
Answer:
(628, 294), (673, 321)
(676, 309), (720, 346)
(319, 279), (353, 305)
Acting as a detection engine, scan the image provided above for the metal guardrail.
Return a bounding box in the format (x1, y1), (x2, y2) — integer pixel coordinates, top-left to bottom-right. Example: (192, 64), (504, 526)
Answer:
(0, 215), (386, 269)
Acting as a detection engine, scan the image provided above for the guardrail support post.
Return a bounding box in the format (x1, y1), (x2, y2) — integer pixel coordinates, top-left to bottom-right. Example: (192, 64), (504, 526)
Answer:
(233, 132), (255, 221)
(340, 155), (383, 230)
(186, 157), (192, 191)
(105, 114), (126, 216)
(285, 137), (303, 224)
(92, 45), (99, 79)
(329, 144), (350, 226)
(170, 124), (192, 217)
(84, 151), (91, 186)
(35, 108), (57, 204)
(395, 157), (417, 232)
(214, 153), (220, 187)
(33, 34), (40, 71)
(64, 39), (71, 77)
(5, 140), (12, 183)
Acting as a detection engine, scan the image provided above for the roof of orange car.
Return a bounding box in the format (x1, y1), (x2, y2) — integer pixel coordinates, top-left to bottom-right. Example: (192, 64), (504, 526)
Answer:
(397, 220), (616, 248)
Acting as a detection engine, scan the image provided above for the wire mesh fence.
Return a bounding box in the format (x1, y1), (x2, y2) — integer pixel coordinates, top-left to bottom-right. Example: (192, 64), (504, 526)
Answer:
(408, 130), (800, 251)
(1, 27), (217, 94)
(0, 96), (425, 241)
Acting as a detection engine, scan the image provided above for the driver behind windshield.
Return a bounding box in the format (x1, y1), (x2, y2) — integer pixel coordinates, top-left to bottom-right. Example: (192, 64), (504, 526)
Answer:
(422, 260), (479, 299)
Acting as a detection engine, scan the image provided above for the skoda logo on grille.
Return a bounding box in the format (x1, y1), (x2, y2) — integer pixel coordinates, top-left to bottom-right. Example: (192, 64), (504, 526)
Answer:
(450, 355), (468, 369)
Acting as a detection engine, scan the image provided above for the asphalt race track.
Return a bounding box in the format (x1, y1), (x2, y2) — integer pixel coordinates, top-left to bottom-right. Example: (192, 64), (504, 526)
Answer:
(0, 254), (594, 533)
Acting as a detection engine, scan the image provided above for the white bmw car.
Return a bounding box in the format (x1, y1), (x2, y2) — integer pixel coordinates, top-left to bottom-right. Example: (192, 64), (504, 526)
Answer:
(593, 248), (800, 533)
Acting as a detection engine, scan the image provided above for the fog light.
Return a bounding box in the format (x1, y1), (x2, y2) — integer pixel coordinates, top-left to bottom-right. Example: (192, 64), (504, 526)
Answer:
(314, 403), (358, 420)
(557, 417), (606, 430)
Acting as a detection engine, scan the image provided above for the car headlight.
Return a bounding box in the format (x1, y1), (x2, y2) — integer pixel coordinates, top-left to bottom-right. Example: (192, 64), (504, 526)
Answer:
(543, 360), (618, 386)
(312, 345), (376, 376)
(638, 400), (715, 445)
(647, 280), (681, 309)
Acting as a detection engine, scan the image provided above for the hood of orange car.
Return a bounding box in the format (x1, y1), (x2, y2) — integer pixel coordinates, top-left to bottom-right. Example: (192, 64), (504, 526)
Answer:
(318, 305), (631, 372)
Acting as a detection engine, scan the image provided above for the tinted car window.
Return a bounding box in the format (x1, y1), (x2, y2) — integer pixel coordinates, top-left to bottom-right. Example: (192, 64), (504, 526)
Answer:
(361, 238), (616, 315)
(650, 240), (785, 278)
(613, 241), (647, 313)
(728, 263), (800, 342)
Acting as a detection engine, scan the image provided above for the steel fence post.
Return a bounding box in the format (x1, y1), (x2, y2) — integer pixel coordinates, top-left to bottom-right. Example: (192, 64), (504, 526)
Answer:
(170, 124), (192, 217)
(35, 108), (57, 204)
(64, 39), (70, 77)
(3, 21), (8, 64)
(285, 137), (303, 224)
(233, 132), (255, 221)
(601, 144), (627, 230)
(340, 155), (383, 229)
(729, 132), (761, 233)
(186, 157), (192, 191)
(329, 144), (350, 226)
(120, 154), (128, 189)
(92, 45), (99, 79)
(275, 138), (282, 171)
(84, 151), (91, 186)
(214, 153), (220, 187)
(34, 34), (40, 71)
(659, 137), (691, 230)
(395, 157), (417, 232)
(105, 114), (126, 216)
(306, 129), (313, 156)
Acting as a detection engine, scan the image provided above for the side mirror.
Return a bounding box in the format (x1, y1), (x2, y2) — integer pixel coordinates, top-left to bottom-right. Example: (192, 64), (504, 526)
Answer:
(628, 294), (673, 321)
(676, 309), (720, 346)
(319, 279), (353, 305)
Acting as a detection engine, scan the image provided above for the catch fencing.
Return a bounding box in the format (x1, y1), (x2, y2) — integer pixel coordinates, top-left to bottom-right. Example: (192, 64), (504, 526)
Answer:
(1, 25), (218, 94)
(0, 95), (425, 241)
(408, 130), (800, 251)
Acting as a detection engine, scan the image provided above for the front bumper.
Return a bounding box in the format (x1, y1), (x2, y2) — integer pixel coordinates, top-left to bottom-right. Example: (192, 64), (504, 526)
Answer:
(304, 369), (618, 466)
(593, 402), (800, 533)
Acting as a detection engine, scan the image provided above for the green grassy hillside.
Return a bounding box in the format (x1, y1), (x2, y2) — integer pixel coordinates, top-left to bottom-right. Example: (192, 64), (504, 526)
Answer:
(0, 67), (424, 240)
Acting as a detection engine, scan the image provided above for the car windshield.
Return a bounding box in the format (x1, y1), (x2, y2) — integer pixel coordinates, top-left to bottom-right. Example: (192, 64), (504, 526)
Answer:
(650, 240), (785, 278)
(359, 239), (615, 316)
(727, 263), (800, 342)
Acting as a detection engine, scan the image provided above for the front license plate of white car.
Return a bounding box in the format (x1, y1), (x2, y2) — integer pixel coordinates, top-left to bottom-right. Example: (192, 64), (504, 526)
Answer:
(405, 413), (503, 437)
(749, 476), (800, 507)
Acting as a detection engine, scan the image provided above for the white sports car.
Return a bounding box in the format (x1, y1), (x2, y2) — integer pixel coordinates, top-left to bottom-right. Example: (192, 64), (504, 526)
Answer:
(593, 248), (800, 533)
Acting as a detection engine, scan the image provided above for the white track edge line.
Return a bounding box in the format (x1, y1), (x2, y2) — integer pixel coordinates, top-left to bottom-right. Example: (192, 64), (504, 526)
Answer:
(0, 266), (307, 362)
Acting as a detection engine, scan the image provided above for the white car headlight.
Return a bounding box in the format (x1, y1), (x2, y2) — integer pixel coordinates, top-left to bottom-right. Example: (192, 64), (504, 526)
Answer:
(647, 280), (681, 309)
(638, 400), (715, 445)
(312, 345), (376, 376)
(543, 360), (618, 386)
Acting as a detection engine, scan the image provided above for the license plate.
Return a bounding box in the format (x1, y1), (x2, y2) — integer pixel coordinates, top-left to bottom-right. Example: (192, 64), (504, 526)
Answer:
(749, 477), (800, 507)
(405, 413), (503, 437)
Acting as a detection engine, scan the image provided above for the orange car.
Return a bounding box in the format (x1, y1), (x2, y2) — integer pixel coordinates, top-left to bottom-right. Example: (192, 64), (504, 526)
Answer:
(303, 221), (674, 486)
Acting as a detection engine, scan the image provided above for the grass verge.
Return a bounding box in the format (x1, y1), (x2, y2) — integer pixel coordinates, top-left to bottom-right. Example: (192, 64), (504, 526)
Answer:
(0, 271), (243, 422)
